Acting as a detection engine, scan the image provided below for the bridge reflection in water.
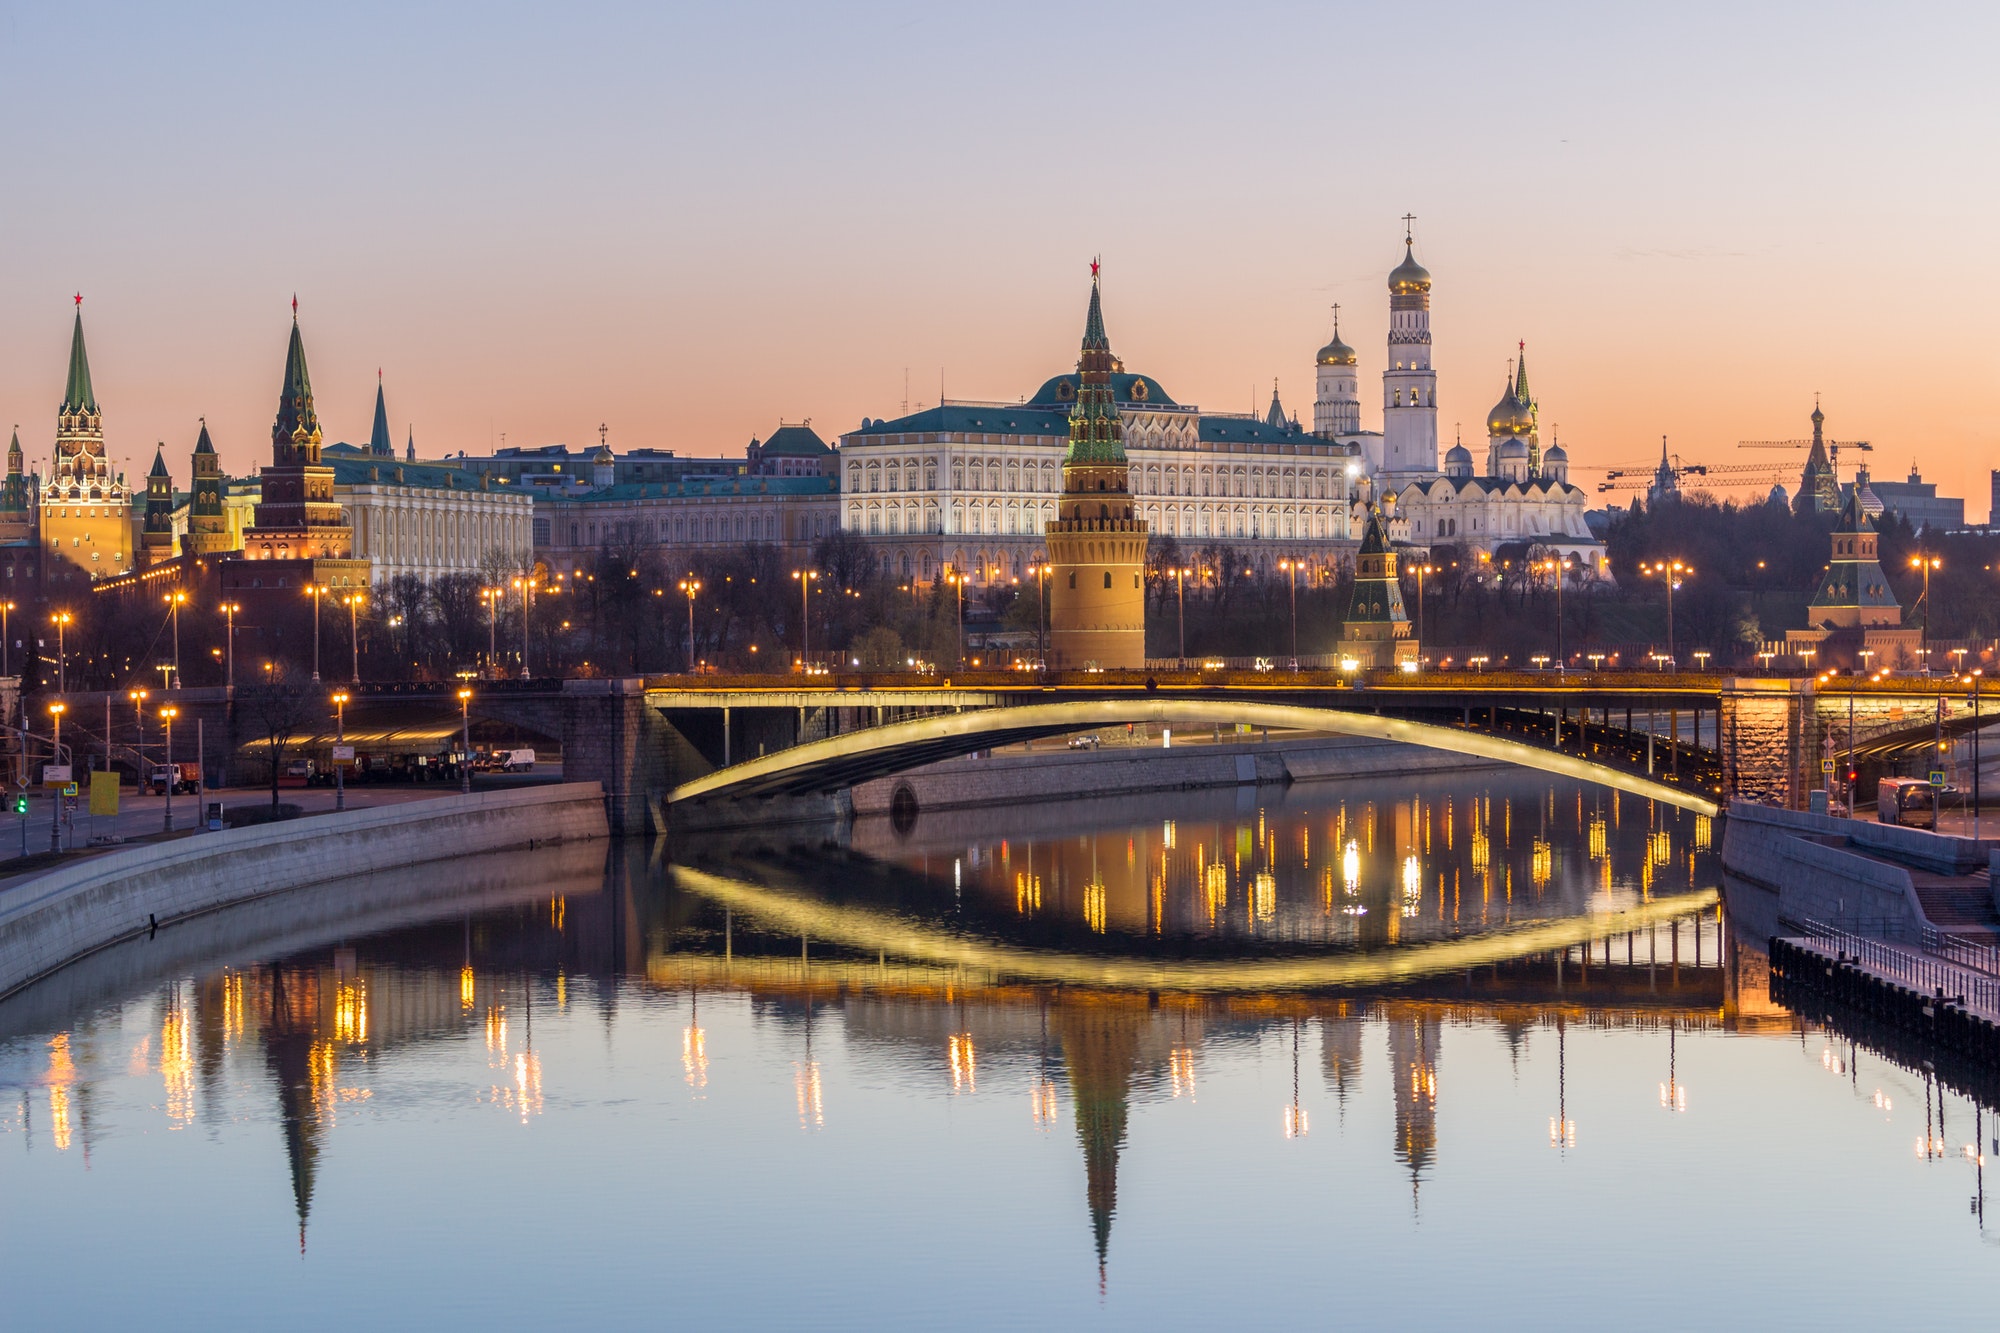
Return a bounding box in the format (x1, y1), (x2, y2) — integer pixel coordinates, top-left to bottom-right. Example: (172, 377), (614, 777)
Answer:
(10, 773), (2000, 1309)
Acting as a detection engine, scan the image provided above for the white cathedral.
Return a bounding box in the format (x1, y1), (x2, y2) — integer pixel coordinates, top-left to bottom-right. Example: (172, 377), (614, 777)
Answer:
(1314, 231), (1607, 580)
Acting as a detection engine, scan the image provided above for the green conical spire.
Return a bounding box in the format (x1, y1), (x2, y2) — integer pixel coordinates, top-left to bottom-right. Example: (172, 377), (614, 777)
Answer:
(148, 444), (169, 478)
(1513, 342), (1531, 405)
(1064, 267), (1125, 467)
(368, 376), (392, 457)
(193, 420), (215, 455)
(62, 306), (97, 415)
(272, 312), (322, 459)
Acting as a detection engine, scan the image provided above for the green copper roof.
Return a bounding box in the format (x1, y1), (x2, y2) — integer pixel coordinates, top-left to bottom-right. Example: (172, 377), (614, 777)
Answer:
(369, 382), (392, 457)
(759, 424), (830, 456)
(273, 318), (321, 447)
(62, 309), (97, 415)
(1064, 277), (1126, 467)
(1357, 506), (1393, 556)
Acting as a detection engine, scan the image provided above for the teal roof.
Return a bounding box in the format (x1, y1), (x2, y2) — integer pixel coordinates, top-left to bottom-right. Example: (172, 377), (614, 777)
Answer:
(1027, 371), (1178, 409)
(62, 308), (97, 415)
(328, 457), (497, 491)
(549, 476), (836, 504)
(758, 424), (830, 456)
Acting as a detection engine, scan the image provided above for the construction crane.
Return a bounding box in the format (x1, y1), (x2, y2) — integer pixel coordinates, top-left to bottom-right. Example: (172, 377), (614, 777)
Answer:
(1739, 436), (1872, 482)
(1596, 458), (1793, 494)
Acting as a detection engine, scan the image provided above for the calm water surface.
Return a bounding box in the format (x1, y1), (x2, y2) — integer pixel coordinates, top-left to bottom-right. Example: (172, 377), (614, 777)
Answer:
(2, 771), (1996, 1329)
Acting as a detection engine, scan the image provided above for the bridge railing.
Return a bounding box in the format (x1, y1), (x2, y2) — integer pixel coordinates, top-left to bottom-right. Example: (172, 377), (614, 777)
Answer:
(639, 666), (1728, 693)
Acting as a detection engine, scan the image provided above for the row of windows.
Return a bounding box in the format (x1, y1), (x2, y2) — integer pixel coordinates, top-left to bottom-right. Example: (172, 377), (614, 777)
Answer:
(847, 499), (1346, 542)
(847, 456), (1349, 500)
(554, 509), (834, 548)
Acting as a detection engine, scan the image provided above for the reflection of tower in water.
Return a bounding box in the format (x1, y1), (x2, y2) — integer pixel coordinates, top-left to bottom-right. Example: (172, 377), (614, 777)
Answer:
(1388, 1014), (1440, 1204)
(1058, 1003), (1143, 1290)
(1320, 1013), (1364, 1117)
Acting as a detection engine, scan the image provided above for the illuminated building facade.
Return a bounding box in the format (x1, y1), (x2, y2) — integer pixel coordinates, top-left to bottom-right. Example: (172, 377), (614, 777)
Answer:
(40, 305), (133, 584)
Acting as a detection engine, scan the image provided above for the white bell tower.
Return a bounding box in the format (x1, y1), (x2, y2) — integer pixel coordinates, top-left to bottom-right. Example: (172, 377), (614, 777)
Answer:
(1381, 216), (1438, 480)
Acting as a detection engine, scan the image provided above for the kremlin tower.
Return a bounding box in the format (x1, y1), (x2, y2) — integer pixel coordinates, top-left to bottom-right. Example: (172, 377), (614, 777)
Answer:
(41, 300), (133, 581)
(241, 309), (355, 562)
(186, 420), (231, 557)
(1312, 307), (1359, 438)
(139, 445), (175, 567)
(1045, 266), (1148, 670)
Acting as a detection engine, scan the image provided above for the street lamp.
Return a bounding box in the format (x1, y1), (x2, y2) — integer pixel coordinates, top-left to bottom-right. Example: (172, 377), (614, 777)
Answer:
(1910, 554), (1941, 673)
(342, 591), (366, 683)
(791, 569), (819, 671)
(129, 689), (148, 788)
(1030, 563), (1053, 670)
(1171, 566), (1191, 664)
(1470, 655), (1488, 674)
(944, 566), (966, 669)
(1411, 562), (1435, 659)
(46, 701), (65, 852)
(159, 705), (179, 832)
(457, 688), (473, 793)
(51, 610), (72, 693)
(512, 574), (534, 679)
(1541, 557), (1572, 666)
(1277, 559), (1301, 670)
(222, 602), (241, 690)
(1693, 650), (1711, 672)
(164, 589), (188, 687)
(1589, 653), (1607, 673)
(677, 577), (701, 672)
(331, 690), (349, 812)
(304, 584), (327, 684)
(1639, 560), (1690, 670)
(0, 599), (14, 677)
(1758, 650), (1775, 674)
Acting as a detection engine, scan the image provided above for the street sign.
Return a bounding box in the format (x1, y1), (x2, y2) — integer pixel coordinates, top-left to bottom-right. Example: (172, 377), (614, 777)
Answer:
(61, 782), (78, 798)
(1931, 770), (1947, 787)
(89, 770), (119, 817)
(42, 764), (71, 788)
(332, 744), (355, 763)
(1821, 760), (1835, 773)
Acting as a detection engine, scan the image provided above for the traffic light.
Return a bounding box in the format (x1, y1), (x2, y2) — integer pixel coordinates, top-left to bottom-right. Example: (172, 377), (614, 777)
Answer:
(12, 795), (27, 815)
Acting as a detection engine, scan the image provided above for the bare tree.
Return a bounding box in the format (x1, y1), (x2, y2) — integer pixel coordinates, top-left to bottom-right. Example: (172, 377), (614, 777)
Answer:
(240, 666), (317, 812)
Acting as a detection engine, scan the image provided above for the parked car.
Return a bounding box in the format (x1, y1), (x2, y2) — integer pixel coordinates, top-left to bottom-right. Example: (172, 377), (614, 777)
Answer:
(1067, 733), (1101, 750)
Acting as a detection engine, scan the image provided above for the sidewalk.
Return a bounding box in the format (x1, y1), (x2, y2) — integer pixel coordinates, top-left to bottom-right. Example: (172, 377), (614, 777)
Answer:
(0, 769), (561, 879)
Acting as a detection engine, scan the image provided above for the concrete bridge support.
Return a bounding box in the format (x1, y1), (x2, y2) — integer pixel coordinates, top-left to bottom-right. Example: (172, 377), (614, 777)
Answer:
(560, 680), (694, 837)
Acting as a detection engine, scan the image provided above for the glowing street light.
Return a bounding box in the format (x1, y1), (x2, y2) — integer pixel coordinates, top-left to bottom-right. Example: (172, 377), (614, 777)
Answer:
(1277, 558), (1301, 670)
(159, 705), (180, 832)
(1910, 554), (1941, 673)
(1169, 565), (1191, 664)
(164, 588), (188, 687)
(51, 610), (72, 693)
(46, 700), (65, 852)
(222, 602), (241, 690)
(304, 583), (328, 684)
(129, 689), (149, 788)
(331, 690), (349, 812)
(1639, 559), (1691, 670)
(791, 569), (819, 671)
(457, 688), (473, 794)
(677, 577), (702, 673)
(0, 599), (14, 678)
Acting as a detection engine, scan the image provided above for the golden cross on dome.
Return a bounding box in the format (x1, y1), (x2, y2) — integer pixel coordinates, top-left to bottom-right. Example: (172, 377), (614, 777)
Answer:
(1401, 214), (1416, 243)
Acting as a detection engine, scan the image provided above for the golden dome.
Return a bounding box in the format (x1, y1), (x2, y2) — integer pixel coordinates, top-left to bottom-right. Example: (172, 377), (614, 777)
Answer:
(1388, 244), (1431, 295)
(1317, 332), (1356, 366)
(1486, 383), (1534, 437)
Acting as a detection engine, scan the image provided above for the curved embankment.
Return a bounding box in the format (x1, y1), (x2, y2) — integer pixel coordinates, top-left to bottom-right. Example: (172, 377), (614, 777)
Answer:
(0, 782), (608, 1001)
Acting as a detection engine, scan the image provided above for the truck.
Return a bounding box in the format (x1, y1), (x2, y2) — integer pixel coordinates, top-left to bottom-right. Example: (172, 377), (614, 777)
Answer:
(498, 748), (536, 772)
(1877, 777), (1937, 829)
(150, 763), (202, 796)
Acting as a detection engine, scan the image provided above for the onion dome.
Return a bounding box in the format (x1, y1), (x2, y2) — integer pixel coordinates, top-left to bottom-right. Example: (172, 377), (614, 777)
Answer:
(1388, 243), (1431, 295)
(1445, 441), (1473, 466)
(1542, 442), (1568, 464)
(1486, 379), (1535, 437)
(1317, 330), (1356, 366)
(593, 443), (614, 465)
(1498, 437), (1529, 465)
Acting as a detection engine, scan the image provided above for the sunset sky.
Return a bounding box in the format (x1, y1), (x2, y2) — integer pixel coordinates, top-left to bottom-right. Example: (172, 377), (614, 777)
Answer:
(2, 2), (1996, 515)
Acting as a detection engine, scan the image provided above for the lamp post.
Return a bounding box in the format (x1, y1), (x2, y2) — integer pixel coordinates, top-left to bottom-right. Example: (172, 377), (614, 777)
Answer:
(1640, 560), (1689, 670)
(513, 575), (533, 679)
(1548, 558), (1571, 666)
(331, 690), (348, 812)
(1589, 653), (1607, 673)
(1972, 670), (1982, 839)
(1911, 554), (1941, 673)
(129, 689), (148, 789)
(1171, 566), (1190, 664)
(678, 577), (701, 672)
(791, 569), (819, 671)
(1031, 563), (1052, 670)
(1278, 558), (1300, 670)
(1693, 650), (1711, 672)
(1, 599), (14, 678)
(343, 592), (366, 683)
(165, 589), (188, 687)
(1413, 561), (1435, 657)
(457, 689), (473, 794)
(304, 584), (326, 684)
(222, 602), (240, 691)
(945, 567), (965, 670)
(159, 705), (178, 832)
(51, 610), (71, 693)
(47, 701), (64, 852)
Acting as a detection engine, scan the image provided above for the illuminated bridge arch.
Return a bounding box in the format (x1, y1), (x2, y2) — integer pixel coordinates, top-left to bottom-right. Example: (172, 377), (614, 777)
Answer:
(666, 699), (1720, 816)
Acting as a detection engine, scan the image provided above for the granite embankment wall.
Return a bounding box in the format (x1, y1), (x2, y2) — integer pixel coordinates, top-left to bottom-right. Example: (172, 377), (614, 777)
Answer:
(851, 736), (1499, 816)
(0, 782), (608, 1000)
(1719, 801), (1997, 933)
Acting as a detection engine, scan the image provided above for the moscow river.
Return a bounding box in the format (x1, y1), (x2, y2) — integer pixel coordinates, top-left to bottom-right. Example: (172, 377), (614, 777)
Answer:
(3, 769), (1997, 1328)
